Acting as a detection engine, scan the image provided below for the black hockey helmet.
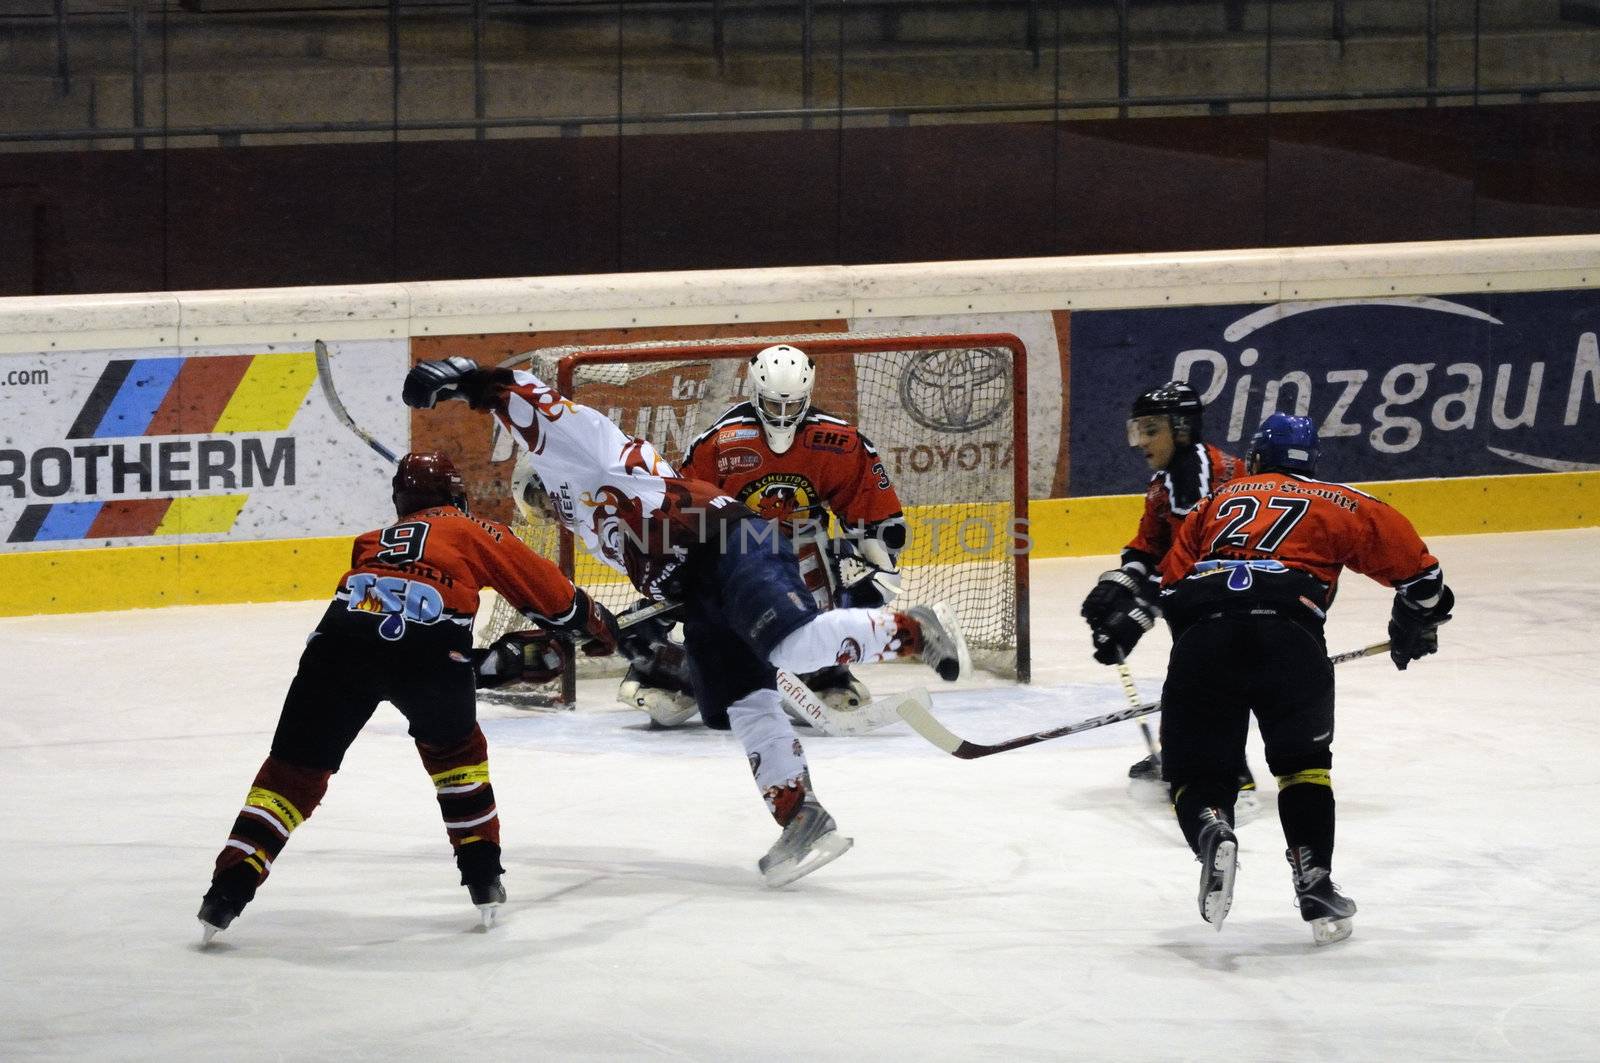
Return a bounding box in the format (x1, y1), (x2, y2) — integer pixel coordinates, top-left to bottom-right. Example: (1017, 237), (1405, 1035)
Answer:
(393, 451), (468, 517)
(1130, 380), (1204, 443)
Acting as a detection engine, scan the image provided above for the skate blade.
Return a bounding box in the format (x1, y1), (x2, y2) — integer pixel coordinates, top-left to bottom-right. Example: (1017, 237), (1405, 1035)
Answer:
(476, 903), (502, 931)
(198, 920), (222, 947)
(760, 832), (855, 888)
(1309, 915), (1353, 946)
(1201, 840), (1238, 931)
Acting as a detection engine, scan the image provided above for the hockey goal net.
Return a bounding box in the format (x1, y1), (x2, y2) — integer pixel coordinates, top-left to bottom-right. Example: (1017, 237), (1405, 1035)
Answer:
(477, 332), (1030, 707)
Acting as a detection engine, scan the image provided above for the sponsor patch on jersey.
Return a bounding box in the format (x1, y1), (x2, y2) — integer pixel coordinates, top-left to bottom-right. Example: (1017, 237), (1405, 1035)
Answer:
(836, 637), (864, 665)
(718, 426), (760, 444)
(717, 447), (763, 475)
(806, 427), (856, 454)
(343, 573), (446, 641)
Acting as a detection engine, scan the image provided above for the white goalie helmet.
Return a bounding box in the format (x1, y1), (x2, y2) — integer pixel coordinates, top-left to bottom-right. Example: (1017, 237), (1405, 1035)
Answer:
(510, 451), (555, 524)
(748, 344), (815, 454)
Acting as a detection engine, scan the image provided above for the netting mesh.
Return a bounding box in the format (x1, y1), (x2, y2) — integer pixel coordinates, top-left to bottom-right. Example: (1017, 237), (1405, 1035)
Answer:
(477, 333), (1025, 706)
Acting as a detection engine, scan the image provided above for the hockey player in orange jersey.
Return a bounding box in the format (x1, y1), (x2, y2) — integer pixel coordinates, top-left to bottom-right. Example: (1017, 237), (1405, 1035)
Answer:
(614, 343), (908, 724)
(1086, 414), (1454, 944)
(196, 452), (618, 943)
(1078, 380), (1259, 806)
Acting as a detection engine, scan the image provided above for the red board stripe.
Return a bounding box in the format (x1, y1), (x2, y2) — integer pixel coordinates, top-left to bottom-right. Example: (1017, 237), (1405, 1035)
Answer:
(87, 498), (174, 538)
(145, 355), (254, 437)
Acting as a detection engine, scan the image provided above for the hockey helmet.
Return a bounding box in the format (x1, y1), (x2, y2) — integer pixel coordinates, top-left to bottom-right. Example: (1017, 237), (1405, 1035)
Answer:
(510, 451), (556, 523)
(1128, 380), (1204, 445)
(393, 451), (467, 517)
(1248, 413), (1319, 475)
(748, 344), (815, 454)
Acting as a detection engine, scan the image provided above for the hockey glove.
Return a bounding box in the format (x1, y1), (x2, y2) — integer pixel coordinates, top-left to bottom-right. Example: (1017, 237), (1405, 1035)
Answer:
(616, 606), (676, 666)
(1087, 569), (1158, 666)
(474, 630), (564, 689)
(402, 356), (483, 409)
(1388, 584), (1454, 670)
(1081, 565), (1150, 625)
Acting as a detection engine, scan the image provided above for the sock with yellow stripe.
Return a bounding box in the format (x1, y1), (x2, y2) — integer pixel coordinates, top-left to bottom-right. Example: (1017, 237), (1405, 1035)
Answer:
(207, 755), (332, 917)
(1275, 767), (1335, 871)
(417, 725), (503, 885)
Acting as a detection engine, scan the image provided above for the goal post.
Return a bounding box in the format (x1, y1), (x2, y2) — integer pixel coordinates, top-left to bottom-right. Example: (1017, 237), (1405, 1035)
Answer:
(479, 331), (1031, 707)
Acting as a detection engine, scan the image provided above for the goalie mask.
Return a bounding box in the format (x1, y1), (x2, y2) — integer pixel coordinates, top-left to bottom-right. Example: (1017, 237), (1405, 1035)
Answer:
(748, 344), (815, 455)
(393, 452), (468, 517)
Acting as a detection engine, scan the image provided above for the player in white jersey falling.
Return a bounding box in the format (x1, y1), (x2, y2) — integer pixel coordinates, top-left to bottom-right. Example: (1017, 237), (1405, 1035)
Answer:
(403, 356), (968, 886)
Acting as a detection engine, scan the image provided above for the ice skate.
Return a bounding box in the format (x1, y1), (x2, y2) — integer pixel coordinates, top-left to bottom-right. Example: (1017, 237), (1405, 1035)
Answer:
(758, 800), (854, 887)
(899, 603), (970, 683)
(457, 840), (506, 929)
(468, 878), (507, 929)
(196, 864), (257, 947)
(1287, 846), (1356, 945)
(1195, 807), (1238, 931)
(1127, 752), (1165, 801)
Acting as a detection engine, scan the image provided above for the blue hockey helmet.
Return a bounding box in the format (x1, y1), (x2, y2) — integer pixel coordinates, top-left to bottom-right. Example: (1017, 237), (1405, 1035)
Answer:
(1248, 413), (1319, 475)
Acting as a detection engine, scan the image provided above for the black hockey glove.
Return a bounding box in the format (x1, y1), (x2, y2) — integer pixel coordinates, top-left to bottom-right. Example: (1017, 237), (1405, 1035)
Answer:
(1081, 565), (1150, 626)
(1388, 584), (1454, 670)
(616, 605), (677, 666)
(1086, 569), (1158, 666)
(402, 356), (483, 409)
(532, 587), (622, 658)
(473, 630), (564, 689)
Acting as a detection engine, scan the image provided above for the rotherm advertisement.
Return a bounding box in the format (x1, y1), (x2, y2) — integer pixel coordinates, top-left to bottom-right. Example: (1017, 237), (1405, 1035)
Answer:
(1068, 290), (1600, 496)
(0, 340), (408, 551)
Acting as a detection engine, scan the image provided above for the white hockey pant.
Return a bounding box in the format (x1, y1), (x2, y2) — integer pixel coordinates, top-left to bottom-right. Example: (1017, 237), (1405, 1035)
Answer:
(768, 608), (902, 675)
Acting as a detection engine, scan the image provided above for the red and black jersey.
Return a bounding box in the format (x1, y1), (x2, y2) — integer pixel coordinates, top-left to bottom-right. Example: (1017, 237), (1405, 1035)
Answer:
(1124, 443), (1248, 573)
(1159, 472), (1441, 617)
(339, 505), (579, 628)
(681, 402), (903, 532)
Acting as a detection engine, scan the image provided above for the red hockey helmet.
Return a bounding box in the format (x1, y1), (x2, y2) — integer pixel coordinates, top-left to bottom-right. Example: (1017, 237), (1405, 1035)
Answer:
(392, 452), (467, 517)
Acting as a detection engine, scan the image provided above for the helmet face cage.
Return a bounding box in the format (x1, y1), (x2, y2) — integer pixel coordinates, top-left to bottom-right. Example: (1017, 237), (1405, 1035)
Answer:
(748, 344), (815, 454)
(392, 452), (467, 517)
(1248, 413), (1320, 475)
(1130, 380), (1203, 445)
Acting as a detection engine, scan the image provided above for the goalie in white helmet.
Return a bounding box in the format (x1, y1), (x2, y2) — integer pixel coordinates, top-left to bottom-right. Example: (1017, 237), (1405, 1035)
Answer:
(667, 343), (908, 722)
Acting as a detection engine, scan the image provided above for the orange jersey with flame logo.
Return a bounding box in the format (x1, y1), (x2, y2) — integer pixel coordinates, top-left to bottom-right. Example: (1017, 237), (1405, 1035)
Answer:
(341, 506), (577, 622)
(681, 403), (903, 529)
(1159, 473), (1440, 606)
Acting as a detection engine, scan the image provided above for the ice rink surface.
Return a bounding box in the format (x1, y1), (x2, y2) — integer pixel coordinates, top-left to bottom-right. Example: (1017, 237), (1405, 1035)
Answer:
(3, 528), (1598, 1061)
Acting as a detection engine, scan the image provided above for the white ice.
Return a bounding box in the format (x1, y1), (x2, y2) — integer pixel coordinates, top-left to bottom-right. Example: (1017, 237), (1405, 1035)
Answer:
(2, 528), (1598, 1061)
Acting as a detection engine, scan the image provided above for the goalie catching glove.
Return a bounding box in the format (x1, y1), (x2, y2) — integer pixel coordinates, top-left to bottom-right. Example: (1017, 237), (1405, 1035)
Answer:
(1083, 568), (1158, 665)
(474, 630), (564, 689)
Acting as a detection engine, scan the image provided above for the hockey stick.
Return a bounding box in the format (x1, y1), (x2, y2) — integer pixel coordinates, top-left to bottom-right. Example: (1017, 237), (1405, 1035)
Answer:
(774, 668), (919, 738)
(314, 338), (401, 463)
(1117, 658), (1160, 766)
(899, 641), (1393, 760)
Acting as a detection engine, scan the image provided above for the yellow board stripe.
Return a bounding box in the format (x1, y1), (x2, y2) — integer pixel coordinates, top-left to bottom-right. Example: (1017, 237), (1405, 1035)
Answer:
(153, 494), (248, 536)
(0, 470), (1593, 615)
(246, 786), (306, 831)
(1276, 768), (1332, 789)
(213, 352), (317, 433)
(431, 762), (490, 789)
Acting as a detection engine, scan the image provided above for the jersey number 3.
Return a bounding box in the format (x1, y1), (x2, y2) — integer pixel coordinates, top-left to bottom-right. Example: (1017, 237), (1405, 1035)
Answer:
(1209, 495), (1310, 554)
(377, 521), (430, 564)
